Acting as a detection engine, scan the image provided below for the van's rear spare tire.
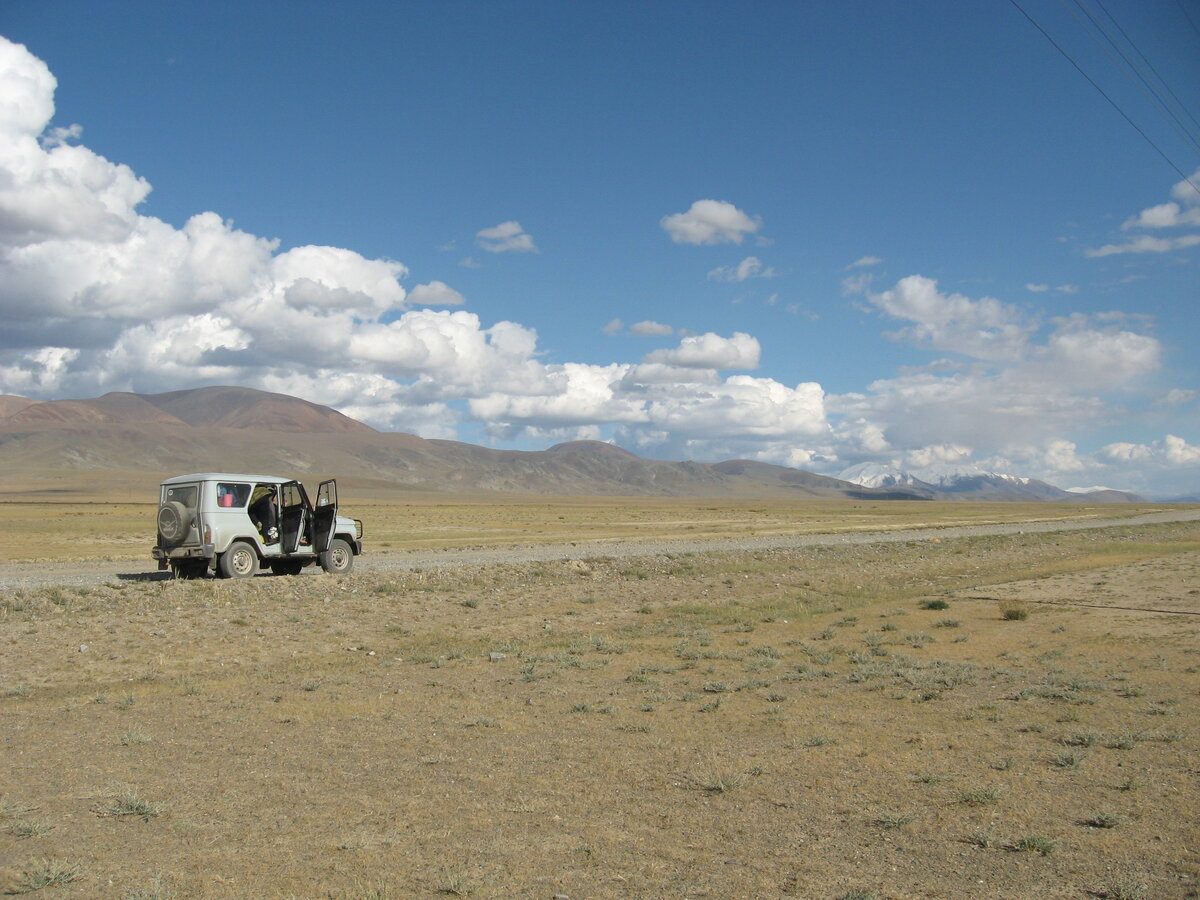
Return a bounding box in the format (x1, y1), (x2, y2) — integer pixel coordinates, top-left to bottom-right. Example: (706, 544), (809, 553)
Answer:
(157, 501), (190, 546)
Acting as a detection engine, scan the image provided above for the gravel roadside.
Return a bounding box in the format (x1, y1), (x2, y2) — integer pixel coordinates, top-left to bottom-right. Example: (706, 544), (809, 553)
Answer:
(3, 507), (1198, 591)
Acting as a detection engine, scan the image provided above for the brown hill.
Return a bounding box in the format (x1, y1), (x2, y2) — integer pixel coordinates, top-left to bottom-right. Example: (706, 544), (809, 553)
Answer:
(141, 386), (376, 433)
(0, 386), (907, 501)
(0, 394), (37, 419)
(8, 392), (187, 426)
(0, 386), (1141, 503)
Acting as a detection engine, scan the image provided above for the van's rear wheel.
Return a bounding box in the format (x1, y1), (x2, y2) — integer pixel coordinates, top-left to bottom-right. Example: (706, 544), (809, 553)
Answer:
(319, 538), (353, 574)
(218, 541), (259, 579)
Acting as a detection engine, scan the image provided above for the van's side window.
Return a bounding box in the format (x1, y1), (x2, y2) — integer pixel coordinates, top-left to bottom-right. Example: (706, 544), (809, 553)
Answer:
(216, 483), (251, 508)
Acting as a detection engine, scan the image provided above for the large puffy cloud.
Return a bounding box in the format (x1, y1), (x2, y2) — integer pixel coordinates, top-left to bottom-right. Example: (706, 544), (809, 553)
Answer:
(0, 37), (1192, 496)
(828, 274), (1170, 487)
(0, 37), (834, 463)
(0, 37), (559, 407)
(661, 200), (761, 245)
(866, 275), (1034, 361)
(1101, 435), (1200, 467)
(0, 41), (149, 249)
(644, 376), (826, 439)
(472, 362), (829, 457)
(1040, 318), (1160, 388)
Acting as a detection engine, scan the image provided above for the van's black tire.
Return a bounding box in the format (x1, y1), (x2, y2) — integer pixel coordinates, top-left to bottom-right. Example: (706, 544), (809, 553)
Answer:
(218, 541), (259, 579)
(157, 501), (191, 546)
(319, 538), (353, 574)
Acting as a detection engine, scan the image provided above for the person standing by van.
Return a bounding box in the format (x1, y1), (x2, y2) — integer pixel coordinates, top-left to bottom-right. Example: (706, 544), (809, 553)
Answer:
(249, 484), (279, 543)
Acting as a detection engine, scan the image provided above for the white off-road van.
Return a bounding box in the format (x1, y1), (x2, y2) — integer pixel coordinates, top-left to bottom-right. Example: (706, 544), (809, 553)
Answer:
(152, 473), (363, 578)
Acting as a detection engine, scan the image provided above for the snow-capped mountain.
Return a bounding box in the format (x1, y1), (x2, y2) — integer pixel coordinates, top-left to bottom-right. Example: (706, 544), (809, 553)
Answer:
(836, 463), (1144, 502)
(835, 462), (929, 490)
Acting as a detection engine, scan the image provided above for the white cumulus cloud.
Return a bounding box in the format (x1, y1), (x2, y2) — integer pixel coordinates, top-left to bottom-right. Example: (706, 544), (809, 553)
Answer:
(644, 332), (760, 370)
(1085, 234), (1200, 257)
(1120, 168), (1200, 230)
(867, 275), (1035, 361)
(407, 280), (466, 307)
(707, 256), (778, 282)
(661, 199), (761, 245)
(628, 320), (674, 337)
(475, 220), (538, 253)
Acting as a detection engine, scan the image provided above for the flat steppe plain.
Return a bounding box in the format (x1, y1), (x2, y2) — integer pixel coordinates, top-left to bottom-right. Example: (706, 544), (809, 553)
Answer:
(1, 498), (1198, 899)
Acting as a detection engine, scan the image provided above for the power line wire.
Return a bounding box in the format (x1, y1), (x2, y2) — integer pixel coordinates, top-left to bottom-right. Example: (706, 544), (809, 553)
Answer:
(1095, 0), (1200, 138)
(1072, 0), (1200, 156)
(1009, 0), (1200, 194)
(1174, 0), (1200, 45)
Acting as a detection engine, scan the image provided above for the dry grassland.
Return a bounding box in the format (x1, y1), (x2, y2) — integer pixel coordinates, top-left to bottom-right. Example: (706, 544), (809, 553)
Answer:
(0, 496), (1172, 563)
(1, 510), (1198, 899)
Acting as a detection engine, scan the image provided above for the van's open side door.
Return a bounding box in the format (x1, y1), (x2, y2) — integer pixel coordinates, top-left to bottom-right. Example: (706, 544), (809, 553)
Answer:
(280, 481), (309, 554)
(312, 479), (338, 554)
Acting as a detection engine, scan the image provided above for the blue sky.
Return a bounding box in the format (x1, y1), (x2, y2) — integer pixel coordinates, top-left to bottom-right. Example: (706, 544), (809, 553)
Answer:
(1, 1), (1198, 495)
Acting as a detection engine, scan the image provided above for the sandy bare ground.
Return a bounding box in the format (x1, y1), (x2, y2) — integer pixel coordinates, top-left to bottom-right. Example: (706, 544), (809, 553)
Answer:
(1, 513), (1198, 899)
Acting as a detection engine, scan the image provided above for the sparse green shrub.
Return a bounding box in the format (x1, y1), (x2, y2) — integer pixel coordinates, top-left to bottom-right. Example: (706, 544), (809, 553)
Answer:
(13, 859), (83, 892)
(956, 786), (999, 806)
(6, 819), (53, 838)
(691, 764), (743, 793)
(1000, 601), (1029, 620)
(97, 788), (162, 820)
(1052, 751), (1084, 769)
(920, 599), (950, 611)
(1082, 811), (1127, 829)
(964, 829), (995, 849)
(874, 812), (914, 829)
(1060, 731), (1096, 747)
(1012, 834), (1056, 855)
(1100, 871), (1147, 900)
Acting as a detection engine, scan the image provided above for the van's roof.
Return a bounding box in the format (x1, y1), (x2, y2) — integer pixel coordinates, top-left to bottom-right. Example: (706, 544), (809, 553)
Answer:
(160, 473), (295, 485)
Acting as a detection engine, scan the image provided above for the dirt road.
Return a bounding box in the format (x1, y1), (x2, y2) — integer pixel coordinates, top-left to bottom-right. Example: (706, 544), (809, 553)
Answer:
(3, 507), (1198, 590)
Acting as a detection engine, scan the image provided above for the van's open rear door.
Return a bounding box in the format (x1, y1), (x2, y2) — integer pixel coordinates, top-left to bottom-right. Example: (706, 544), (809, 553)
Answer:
(312, 479), (338, 554)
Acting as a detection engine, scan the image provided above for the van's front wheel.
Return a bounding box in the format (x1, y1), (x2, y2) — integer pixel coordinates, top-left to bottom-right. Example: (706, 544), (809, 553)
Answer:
(218, 541), (259, 579)
(319, 538), (353, 574)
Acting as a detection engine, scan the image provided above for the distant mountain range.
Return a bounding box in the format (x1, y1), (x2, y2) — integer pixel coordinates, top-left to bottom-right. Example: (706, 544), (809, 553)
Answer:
(835, 462), (1145, 503)
(0, 386), (1150, 502)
